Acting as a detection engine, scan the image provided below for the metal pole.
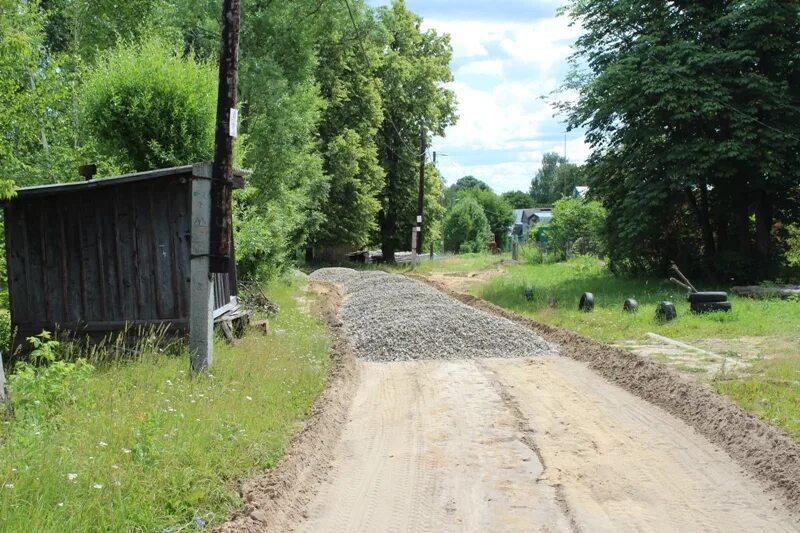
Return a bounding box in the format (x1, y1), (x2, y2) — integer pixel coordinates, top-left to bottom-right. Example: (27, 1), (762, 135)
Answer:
(416, 129), (426, 254)
(209, 0), (241, 274)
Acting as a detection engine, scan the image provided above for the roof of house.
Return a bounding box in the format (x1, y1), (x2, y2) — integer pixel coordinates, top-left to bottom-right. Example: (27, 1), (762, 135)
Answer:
(9, 164), (249, 201)
(513, 208), (553, 225)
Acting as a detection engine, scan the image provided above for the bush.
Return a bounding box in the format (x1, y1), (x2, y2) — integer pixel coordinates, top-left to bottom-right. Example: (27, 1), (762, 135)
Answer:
(545, 197), (607, 259)
(443, 196), (491, 253)
(7, 332), (95, 422)
(786, 225), (800, 267)
(82, 37), (217, 171)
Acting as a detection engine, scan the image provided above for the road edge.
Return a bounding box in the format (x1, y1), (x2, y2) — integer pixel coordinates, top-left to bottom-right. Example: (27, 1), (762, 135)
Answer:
(411, 273), (800, 518)
(217, 281), (359, 532)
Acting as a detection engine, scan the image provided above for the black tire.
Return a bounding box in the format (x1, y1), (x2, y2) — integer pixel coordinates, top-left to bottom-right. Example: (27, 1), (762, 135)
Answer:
(655, 301), (677, 321)
(579, 292), (594, 312)
(688, 291), (728, 303)
(524, 288), (534, 301)
(623, 298), (639, 312)
(691, 301), (732, 313)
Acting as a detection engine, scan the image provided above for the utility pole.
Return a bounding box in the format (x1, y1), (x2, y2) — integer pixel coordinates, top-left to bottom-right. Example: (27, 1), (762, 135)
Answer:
(416, 128), (427, 254)
(210, 0), (241, 274)
(191, 0), (240, 374)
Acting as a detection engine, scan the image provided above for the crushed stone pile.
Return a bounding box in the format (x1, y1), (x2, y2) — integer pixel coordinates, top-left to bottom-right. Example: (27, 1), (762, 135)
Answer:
(309, 268), (554, 362)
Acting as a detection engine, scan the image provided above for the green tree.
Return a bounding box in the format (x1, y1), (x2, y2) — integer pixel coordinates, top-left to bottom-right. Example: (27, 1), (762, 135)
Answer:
(443, 196), (491, 253)
(545, 197), (607, 259)
(82, 37), (216, 171)
(375, 0), (457, 262)
(443, 175), (491, 207)
(501, 190), (532, 209)
(562, 0), (800, 279)
(530, 152), (581, 205)
(312, 1), (384, 254)
(463, 189), (514, 247)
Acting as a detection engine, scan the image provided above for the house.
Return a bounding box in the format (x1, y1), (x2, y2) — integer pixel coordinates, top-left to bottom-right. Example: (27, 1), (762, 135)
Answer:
(3, 163), (248, 352)
(511, 208), (553, 242)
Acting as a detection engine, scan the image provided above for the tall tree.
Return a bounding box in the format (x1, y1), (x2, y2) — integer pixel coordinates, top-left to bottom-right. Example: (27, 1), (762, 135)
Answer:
(375, 0), (457, 262)
(530, 152), (581, 205)
(311, 1), (385, 256)
(501, 190), (533, 209)
(443, 175), (491, 207)
(562, 0), (800, 279)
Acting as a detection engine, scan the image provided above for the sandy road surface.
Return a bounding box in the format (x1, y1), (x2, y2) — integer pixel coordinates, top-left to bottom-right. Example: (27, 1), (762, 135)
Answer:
(297, 356), (797, 532)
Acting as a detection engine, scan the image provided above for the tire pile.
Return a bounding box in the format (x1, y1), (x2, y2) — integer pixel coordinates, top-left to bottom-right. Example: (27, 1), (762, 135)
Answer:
(309, 268), (554, 362)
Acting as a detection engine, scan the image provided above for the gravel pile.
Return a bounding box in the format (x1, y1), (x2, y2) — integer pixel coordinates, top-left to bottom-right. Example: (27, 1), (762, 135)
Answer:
(309, 268), (554, 362)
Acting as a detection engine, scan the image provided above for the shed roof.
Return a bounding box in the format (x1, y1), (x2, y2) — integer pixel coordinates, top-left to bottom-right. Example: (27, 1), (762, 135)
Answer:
(9, 164), (249, 201)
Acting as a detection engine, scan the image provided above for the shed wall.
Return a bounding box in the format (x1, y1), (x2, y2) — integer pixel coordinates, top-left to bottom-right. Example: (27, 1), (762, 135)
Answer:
(5, 174), (193, 338)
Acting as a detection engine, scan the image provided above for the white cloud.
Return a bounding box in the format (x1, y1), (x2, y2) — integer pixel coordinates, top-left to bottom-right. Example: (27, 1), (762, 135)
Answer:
(458, 59), (505, 76)
(419, 14), (589, 193)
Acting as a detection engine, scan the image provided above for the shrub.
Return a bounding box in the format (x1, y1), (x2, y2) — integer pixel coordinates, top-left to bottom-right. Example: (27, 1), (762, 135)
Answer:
(443, 196), (491, 253)
(545, 197), (607, 259)
(7, 332), (95, 421)
(786, 225), (800, 267)
(82, 37), (217, 171)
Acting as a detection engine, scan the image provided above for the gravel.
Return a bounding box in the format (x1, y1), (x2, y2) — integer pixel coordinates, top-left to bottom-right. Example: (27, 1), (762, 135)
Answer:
(309, 268), (554, 362)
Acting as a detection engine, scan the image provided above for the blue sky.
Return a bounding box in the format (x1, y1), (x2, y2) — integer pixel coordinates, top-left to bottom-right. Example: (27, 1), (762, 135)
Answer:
(368, 0), (588, 193)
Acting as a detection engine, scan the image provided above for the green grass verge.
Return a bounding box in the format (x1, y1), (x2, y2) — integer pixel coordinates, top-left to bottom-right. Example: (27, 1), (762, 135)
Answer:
(0, 278), (330, 532)
(476, 256), (800, 441)
(413, 252), (510, 273)
(476, 255), (800, 343)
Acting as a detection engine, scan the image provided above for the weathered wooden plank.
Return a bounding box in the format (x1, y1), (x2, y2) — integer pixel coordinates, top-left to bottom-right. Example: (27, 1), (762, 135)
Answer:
(94, 199), (109, 318)
(38, 203), (54, 323)
(130, 185), (146, 318)
(57, 201), (71, 321)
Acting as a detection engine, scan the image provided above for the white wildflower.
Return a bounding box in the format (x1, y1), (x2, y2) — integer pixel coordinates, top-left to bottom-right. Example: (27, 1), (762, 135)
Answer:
(122, 448), (131, 454)
(93, 484), (103, 490)
(4, 483), (14, 489)
(245, 396), (253, 401)
(98, 442), (108, 448)
(67, 473), (78, 482)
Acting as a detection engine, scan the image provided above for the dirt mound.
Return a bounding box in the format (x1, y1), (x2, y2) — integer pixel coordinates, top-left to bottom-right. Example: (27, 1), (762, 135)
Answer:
(414, 274), (800, 516)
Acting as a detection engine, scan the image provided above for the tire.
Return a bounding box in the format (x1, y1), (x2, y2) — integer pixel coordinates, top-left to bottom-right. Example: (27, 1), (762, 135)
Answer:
(688, 291), (728, 303)
(579, 292), (594, 312)
(623, 298), (639, 312)
(524, 287), (534, 301)
(655, 301), (677, 322)
(691, 301), (732, 313)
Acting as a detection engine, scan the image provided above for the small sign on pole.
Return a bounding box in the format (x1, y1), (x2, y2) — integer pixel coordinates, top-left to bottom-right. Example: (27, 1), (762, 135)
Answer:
(229, 108), (239, 138)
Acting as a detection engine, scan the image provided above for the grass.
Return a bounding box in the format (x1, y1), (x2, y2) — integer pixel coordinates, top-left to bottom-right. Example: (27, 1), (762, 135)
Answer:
(413, 252), (511, 273)
(475, 255), (800, 441)
(0, 277), (330, 532)
(476, 255), (800, 344)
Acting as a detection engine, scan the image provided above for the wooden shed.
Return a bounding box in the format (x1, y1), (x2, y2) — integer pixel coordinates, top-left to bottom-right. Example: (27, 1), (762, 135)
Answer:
(3, 163), (246, 350)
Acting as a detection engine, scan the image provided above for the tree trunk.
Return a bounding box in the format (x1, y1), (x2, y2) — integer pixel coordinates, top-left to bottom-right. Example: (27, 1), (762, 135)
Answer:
(686, 182), (716, 272)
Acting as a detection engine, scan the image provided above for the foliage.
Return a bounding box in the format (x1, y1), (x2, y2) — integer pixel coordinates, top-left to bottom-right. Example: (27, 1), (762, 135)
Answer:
(313, 3), (385, 250)
(375, 0), (457, 262)
(561, 0), (800, 280)
(82, 37), (216, 171)
(461, 188), (514, 247)
(529, 152), (582, 205)
(545, 197), (607, 259)
(0, 279), (330, 530)
(443, 196), (491, 253)
(443, 175), (491, 207)
(7, 332), (95, 422)
(786, 225), (800, 267)
(501, 190), (533, 209)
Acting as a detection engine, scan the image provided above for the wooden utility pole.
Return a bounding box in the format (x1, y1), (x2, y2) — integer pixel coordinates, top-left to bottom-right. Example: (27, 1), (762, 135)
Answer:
(416, 129), (427, 254)
(209, 0), (241, 274)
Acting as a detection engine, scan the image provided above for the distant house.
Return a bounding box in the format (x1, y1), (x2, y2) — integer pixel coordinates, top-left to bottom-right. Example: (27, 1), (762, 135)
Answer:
(511, 208), (553, 242)
(573, 186), (589, 198)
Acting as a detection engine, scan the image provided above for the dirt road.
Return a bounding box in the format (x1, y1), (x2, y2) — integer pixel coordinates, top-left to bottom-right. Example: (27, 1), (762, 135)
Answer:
(296, 356), (796, 532)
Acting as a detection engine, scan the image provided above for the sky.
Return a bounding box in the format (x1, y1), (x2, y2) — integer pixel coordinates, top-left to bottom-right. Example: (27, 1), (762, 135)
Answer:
(367, 0), (589, 193)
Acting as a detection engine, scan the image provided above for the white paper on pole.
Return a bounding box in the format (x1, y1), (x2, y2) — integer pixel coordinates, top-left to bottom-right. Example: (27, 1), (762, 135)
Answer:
(229, 108), (239, 138)
(416, 215), (422, 223)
